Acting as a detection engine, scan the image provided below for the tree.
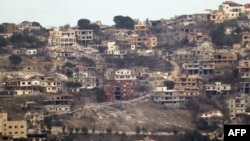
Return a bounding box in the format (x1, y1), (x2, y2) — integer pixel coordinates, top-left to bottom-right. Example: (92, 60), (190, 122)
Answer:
(32, 22), (41, 27)
(0, 25), (5, 33)
(113, 15), (134, 29)
(82, 127), (88, 135)
(106, 128), (112, 134)
(196, 118), (208, 130)
(0, 36), (7, 48)
(135, 126), (141, 135)
(9, 55), (22, 68)
(68, 126), (74, 135)
(164, 81), (175, 89)
(62, 124), (66, 134)
(75, 127), (80, 133)
(180, 130), (208, 141)
(77, 19), (91, 29)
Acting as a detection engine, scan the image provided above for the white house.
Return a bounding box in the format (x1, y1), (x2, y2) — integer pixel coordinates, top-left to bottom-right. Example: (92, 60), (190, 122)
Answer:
(114, 69), (137, 80)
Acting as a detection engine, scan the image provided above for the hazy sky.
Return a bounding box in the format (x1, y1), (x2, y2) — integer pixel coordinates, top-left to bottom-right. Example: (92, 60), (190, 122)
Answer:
(0, 0), (249, 28)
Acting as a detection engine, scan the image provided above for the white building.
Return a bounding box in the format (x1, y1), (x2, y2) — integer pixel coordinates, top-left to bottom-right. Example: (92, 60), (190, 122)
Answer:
(152, 87), (185, 107)
(228, 96), (247, 120)
(48, 28), (76, 47)
(114, 69), (137, 80)
(205, 82), (231, 95)
(75, 29), (93, 44)
(219, 1), (246, 19)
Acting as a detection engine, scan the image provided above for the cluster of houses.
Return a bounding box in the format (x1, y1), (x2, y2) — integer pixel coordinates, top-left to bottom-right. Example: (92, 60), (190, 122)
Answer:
(0, 1), (250, 140)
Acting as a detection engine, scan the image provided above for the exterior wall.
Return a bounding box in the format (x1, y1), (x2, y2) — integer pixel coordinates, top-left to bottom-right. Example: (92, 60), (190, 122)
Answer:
(238, 60), (250, 79)
(134, 21), (147, 31)
(129, 34), (157, 48)
(44, 105), (71, 113)
(114, 69), (137, 80)
(242, 32), (250, 47)
(2, 120), (27, 138)
(240, 82), (250, 94)
(228, 96), (247, 120)
(48, 28), (76, 47)
(205, 82), (231, 95)
(213, 52), (237, 68)
(25, 49), (37, 55)
(183, 61), (215, 75)
(75, 29), (93, 43)
(152, 87), (186, 107)
(0, 111), (8, 133)
(220, 1), (245, 20)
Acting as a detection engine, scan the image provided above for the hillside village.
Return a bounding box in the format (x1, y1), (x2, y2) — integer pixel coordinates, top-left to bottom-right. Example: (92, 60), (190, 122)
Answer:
(0, 1), (250, 141)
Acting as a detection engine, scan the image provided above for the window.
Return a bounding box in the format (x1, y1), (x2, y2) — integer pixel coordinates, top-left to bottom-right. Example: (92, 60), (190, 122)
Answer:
(9, 126), (12, 129)
(15, 125), (18, 128)
(15, 132), (18, 134)
(21, 125), (24, 128)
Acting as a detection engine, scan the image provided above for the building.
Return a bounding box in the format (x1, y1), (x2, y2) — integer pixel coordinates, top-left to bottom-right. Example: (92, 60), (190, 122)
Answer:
(75, 29), (93, 44)
(114, 69), (137, 80)
(48, 28), (76, 47)
(205, 82), (231, 95)
(0, 111), (27, 139)
(182, 60), (214, 75)
(238, 59), (250, 79)
(103, 80), (133, 102)
(1, 23), (16, 33)
(228, 96), (247, 120)
(242, 32), (250, 48)
(187, 32), (211, 44)
(200, 110), (223, 124)
(40, 94), (73, 113)
(219, 1), (246, 20)
(134, 20), (147, 31)
(212, 50), (237, 68)
(240, 82), (250, 94)
(152, 87), (185, 107)
(129, 33), (157, 48)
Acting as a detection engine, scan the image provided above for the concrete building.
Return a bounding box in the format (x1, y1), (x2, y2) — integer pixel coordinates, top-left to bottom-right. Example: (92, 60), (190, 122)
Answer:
(238, 59), (250, 79)
(212, 50), (237, 68)
(48, 28), (76, 47)
(0, 111), (27, 139)
(242, 32), (250, 48)
(205, 82), (231, 95)
(240, 82), (250, 94)
(200, 110), (223, 122)
(103, 80), (133, 102)
(75, 29), (93, 44)
(219, 1), (246, 20)
(134, 20), (147, 31)
(114, 69), (137, 81)
(182, 60), (215, 75)
(228, 96), (247, 120)
(129, 33), (157, 48)
(152, 87), (185, 107)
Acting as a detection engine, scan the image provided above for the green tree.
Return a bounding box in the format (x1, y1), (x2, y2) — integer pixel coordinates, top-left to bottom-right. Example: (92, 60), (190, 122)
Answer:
(9, 55), (22, 68)
(113, 15), (134, 29)
(92, 87), (106, 103)
(0, 25), (5, 33)
(0, 36), (7, 48)
(75, 127), (80, 133)
(32, 22), (41, 27)
(196, 118), (208, 130)
(164, 81), (175, 89)
(135, 126), (141, 135)
(62, 124), (66, 134)
(78, 19), (91, 29)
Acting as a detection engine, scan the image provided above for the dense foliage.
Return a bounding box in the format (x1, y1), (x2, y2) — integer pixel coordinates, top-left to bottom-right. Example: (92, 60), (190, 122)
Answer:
(113, 15), (134, 29)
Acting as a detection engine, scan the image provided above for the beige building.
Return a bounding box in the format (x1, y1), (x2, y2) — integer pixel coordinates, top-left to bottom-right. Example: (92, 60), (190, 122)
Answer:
(242, 32), (250, 48)
(238, 59), (250, 79)
(0, 111), (27, 139)
(129, 33), (157, 48)
(219, 1), (245, 20)
(228, 96), (247, 120)
(48, 27), (76, 47)
(134, 20), (147, 31)
(213, 50), (237, 68)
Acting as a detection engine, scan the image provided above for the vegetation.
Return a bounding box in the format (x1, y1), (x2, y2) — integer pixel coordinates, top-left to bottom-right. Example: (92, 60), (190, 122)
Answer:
(0, 25), (4, 33)
(8, 55), (22, 68)
(10, 33), (46, 48)
(77, 19), (100, 33)
(105, 55), (172, 71)
(164, 81), (175, 89)
(66, 82), (82, 88)
(113, 15), (134, 29)
(179, 130), (209, 141)
(0, 36), (7, 48)
(80, 56), (96, 67)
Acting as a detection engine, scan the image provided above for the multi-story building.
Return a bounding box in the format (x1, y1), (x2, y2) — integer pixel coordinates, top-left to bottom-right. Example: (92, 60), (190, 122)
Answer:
(114, 69), (137, 81)
(103, 80), (133, 102)
(0, 110), (27, 139)
(212, 50), (237, 68)
(40, 94), (73, 113)
(187, 32), (211, 44)
(152, 87), (185, 107)
(129, 33), (157, 48)
(192, 41), (215, 60)
(75, 29), (93, 44)
(48, 28), (76, 47)
(238, 59), (250, 79)
(242, 32), (250, 47)
(240, 82), (250, 94)
(228, 95), (247, 120)
(1, 23), (16, 33)
(183, 60), (215, 75)
(219, 1), (246, 20)
(205, 82), (231, 95)
(134, 20), (147, 31)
